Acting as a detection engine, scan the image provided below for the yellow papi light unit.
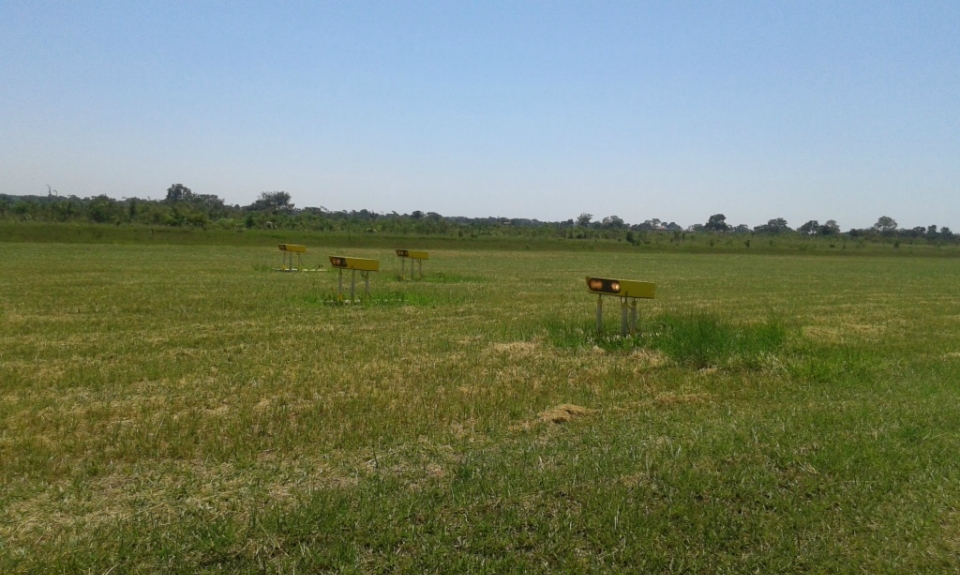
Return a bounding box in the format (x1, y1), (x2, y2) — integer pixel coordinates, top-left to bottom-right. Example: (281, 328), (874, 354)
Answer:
(586, 276), (657, 336)
(395, 249), (429, 279)
(329, 256), (380, 301)
(276, 244), (307, 271)
(586, 277), (656, 299)
(395, 249), (428, 260)
(329, 256), (380, 272)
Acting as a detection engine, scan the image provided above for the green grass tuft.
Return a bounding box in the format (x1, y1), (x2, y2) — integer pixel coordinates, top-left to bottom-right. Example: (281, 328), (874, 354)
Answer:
(651, 312), (788, 368)
(541, 311), (789, 368)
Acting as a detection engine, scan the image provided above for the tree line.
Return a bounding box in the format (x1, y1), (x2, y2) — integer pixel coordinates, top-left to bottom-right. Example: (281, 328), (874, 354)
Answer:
(0, 185), (956, 244)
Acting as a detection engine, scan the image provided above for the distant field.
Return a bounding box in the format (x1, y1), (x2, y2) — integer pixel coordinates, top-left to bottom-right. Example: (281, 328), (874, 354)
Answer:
(2, 221), (958, 258)
(2, 242), (960, 572)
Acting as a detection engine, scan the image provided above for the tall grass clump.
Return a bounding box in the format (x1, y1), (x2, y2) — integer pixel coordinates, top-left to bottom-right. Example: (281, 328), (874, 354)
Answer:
(539, 311), (788, 368)
(651, 312), (787, 368)
(537, 315), (642, 351)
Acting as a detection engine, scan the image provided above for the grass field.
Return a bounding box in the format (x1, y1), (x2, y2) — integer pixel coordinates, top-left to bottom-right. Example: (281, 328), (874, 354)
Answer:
(2, 241), (960, 572)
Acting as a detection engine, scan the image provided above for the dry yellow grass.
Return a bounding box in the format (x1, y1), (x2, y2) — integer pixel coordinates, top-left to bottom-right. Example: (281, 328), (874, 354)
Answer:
(2, 243), (960, 571)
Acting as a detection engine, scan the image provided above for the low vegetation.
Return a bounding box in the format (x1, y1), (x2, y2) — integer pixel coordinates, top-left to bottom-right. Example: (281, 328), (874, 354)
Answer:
(2, 187), (957, 250)
(2, 239), (960, 572)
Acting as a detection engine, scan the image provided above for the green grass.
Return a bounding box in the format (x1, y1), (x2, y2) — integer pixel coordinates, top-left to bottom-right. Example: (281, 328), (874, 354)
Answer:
(3, 221), (959, 257)
(651, 312), (788, 368)
(2, 241), (960, 572)
(539, 311), (788, 368)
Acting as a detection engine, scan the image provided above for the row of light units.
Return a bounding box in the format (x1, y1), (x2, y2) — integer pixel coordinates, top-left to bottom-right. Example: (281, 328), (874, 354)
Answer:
(277, 246), (652, 334)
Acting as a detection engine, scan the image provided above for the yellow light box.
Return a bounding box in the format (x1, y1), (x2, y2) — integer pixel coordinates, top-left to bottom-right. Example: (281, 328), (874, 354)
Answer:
(586, 277), (656, 299)
(396, 249), (429, 260)
(329, 256), (380, 272)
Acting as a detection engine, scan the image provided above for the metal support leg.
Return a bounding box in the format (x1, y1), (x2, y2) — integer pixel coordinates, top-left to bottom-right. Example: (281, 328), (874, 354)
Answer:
(350, 270), (356, 301)
(401, 258), (405, 280)
(364, 271), (369, 297)
(630, 300), (638, 335)
(620, 298), (628, 337)
(596, 295), (603, 334)
(418, 259), (423, 279)
(338, 269), (343, 296)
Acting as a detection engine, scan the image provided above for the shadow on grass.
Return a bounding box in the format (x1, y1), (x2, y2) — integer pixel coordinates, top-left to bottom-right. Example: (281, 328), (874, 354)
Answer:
(303, 290), (467, 308)
(381, 271), (486, 284)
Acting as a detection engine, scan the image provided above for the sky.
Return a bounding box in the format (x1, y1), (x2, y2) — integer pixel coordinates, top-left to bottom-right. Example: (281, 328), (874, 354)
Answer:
(1, 1), (958, 230)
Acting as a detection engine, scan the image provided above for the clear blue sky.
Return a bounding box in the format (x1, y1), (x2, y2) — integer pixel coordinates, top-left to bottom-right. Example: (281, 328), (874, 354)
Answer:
(2, 1), (958, 229)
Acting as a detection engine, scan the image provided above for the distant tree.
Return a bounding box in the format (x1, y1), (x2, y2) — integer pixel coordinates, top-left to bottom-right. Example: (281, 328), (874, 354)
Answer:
(733, 224), (750, 233)
(601, 215), (625, 228)
(247, 191), (293, 211)
(165, 183), (194, 202)
(798, 220), (819, 235)
(819, 220), (840, 235)
(753, 218), (791, 234)
(411, 210), (424, 220)
(872, 216), (898, 233)
(636, 218), (665, 231)
(88, 195), (119, 223)
(704, 214), (729, 232)
(927, 225), (939, 237)
(576, 213), (593, 227)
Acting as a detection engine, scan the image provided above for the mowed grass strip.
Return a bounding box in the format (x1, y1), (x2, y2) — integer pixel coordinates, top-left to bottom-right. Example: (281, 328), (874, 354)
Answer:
(1, 243), (960, 572)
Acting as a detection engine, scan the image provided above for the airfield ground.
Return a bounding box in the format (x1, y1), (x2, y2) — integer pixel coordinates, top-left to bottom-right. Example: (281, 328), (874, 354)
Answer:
(2, 241), (960, 572)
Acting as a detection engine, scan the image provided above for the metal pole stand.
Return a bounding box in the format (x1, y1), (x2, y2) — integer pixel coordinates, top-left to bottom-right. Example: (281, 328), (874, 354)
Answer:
(337, 269), (343, 297)
(363, 271), (370, 298)
(620, 297), (629, 337)
(418, 259), (423, 280)
(596, 295), (603, 334)
(630, 299), (638, 335)
(350, 270), (356, 302)
(400, 258), (405, 280)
